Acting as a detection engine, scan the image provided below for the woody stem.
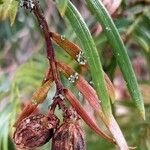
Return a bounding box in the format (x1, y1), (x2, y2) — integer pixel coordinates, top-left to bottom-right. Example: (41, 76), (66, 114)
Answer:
(32, 0), (63, 93)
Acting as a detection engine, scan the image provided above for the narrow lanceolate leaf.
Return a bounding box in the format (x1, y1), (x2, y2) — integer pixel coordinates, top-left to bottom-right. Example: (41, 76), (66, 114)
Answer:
(51, 32), (115, 102)
(58, 62), (129, 149)
(14, 79), (53, 126)
(8, 0), (18, 26)
(58, 62), (115, 106)
(86, 0), (145, 119)
(31, 79), (53, 104)
(56, 0), (69, 16)
(63, 89), (115, 144)
(0, 0), (18, 26)
(50, 32), (82, 61)
(65, 2), (112, 117)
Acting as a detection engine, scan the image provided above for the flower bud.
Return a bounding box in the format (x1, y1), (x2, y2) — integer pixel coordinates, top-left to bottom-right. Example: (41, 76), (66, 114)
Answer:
(13, 113), (59, 149)
(51, 109), (86, 150)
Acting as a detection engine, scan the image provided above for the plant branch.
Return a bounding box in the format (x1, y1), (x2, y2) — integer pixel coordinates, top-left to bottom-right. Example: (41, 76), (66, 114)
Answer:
(32, 0), (63, 93)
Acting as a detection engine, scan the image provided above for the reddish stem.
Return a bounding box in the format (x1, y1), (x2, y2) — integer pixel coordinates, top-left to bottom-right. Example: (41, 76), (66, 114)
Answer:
(32, 0), (63, 93)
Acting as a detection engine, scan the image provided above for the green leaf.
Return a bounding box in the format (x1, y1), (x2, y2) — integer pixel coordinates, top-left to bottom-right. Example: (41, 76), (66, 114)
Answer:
(56, 0), (69, 16)
(8, 0), (18, 26)
(0, 0), (3, 4)
(65, 1), (112, 117)
(86, 0), (145, 119)
(0, 104), (12, 150)
(133, 24), (150, 52)
(0, 0), (11, 20)
(0, 0), (18, 26)
(2, 122), (9, 150)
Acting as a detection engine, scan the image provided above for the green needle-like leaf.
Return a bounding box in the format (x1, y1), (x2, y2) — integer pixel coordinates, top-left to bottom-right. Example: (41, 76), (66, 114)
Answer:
(86, 0), (145, 119)
(65, 1), (112, 117)
(0, 0), (18, 26)
(56, 0), (69, 16)
(8, 0), (18, 26)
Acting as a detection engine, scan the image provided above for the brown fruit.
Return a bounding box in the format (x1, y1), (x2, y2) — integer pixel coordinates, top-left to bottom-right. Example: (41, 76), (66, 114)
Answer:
(13, 113), (59, 149)
(51, 120), (86, 150)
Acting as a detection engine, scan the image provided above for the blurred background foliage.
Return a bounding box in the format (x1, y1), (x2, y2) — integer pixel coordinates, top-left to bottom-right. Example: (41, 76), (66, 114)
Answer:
(0, 0), (150, 150)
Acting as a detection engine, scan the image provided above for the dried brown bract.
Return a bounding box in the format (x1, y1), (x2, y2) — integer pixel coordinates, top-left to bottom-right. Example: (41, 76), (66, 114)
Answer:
(51, 109), (86, 150)
(13, 113), (59, 149)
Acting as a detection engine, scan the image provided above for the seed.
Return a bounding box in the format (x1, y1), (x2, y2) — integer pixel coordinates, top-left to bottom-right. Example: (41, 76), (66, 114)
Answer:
(51, 109), (86, 150)
(13, 113), (59, 149)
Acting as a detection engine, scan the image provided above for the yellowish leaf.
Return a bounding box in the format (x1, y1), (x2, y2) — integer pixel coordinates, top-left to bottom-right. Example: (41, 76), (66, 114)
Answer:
(9, 0), (18, 26)
(56, 0), (69, 16)
(0, 0), (18, 26)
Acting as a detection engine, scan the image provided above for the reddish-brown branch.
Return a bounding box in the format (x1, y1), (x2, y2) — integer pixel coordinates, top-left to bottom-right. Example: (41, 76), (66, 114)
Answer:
(32, 0), (63, 93)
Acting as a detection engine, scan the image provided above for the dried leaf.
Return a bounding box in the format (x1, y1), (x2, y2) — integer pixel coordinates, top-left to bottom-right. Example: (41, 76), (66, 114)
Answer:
(58, 62), (115, 104)
(64, 89), (115, 144)
(51, 33), (115, 102)
(31, 79), (53, 104)
(14, 79), (53, 126)
(104, 73), (116, 103)
(50, 32), (81, 60)
(58, 62), (129, 149)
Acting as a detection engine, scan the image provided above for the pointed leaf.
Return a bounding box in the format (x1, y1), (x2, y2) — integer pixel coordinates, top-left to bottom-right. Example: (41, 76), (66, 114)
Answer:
(85, 0), (145, 119)
(64, 1), (112, 117)
(58, 62), (129, 149)
(31, 79), (53, 104)
(0, 0), (18, 26)
(50, 32), (82, 61)
(51, 32), (115, 102)
(8, 0), (18, 26)
(64, 89), (115, 144)
(58, 62), (115, 105)
(14, 79), (53, 126)
(56, 0), (69, 16)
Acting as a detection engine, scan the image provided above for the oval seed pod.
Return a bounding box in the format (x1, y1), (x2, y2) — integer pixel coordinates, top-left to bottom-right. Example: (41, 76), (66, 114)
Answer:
(51, 109), (86, 150)
(13, 113), (59, 149)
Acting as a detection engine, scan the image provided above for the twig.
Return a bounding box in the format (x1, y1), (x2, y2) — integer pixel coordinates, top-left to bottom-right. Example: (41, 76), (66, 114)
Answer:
(20, 0), (66, 116)
(32, 0), (63, 93)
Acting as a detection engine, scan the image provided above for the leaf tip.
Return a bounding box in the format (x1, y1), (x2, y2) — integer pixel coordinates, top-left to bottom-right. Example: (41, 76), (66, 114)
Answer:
(137, 100), (145, 120)
(140, 110), (146, 120)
